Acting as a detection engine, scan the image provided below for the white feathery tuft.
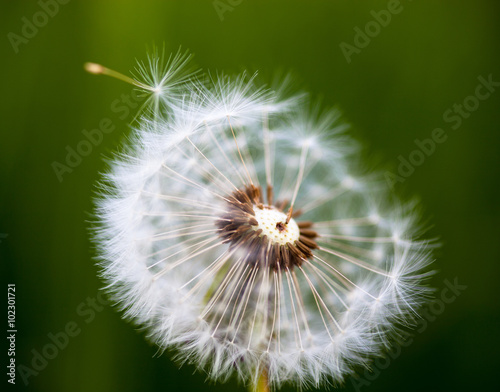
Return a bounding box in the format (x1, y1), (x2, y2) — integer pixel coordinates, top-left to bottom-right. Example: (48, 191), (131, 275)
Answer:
(92, 49), (435, 390)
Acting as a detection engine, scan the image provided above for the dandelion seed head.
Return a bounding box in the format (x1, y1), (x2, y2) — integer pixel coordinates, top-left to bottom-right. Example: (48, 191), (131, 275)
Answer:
(92, 48), (435, 389)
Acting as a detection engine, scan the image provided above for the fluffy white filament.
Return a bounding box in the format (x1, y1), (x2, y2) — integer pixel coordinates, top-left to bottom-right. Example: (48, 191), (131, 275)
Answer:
(93, 50), (434, 389)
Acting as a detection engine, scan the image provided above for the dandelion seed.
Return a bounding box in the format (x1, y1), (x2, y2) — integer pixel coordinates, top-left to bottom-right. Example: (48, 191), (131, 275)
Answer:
(90, 49), (435, 390)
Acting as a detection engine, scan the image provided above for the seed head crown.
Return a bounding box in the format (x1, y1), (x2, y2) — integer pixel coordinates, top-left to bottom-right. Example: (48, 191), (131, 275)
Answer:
(91, 48), (435, 390)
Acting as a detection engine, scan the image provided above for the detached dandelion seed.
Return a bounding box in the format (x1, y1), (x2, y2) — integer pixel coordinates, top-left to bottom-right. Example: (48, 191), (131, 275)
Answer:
(90, 49), (435, 391)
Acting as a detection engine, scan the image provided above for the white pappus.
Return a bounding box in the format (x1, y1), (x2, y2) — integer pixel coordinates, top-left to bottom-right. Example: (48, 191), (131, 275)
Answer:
(88, 49), (435, 390)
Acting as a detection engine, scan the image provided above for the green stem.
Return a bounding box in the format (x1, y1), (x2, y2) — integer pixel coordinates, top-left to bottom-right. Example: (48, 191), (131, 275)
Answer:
(250, 368), (269, 392)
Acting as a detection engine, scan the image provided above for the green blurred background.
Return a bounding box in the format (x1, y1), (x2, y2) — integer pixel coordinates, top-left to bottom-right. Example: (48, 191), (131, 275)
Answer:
(2, 1), (499, 391)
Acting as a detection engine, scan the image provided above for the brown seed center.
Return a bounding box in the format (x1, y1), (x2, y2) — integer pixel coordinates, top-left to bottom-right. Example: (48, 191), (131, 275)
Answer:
(276, 222), (286, 232)
(215, 185), (318, 271)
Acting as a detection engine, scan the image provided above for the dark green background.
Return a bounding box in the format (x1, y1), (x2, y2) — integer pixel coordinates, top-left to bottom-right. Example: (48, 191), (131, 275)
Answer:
(2, 1), (499, 391)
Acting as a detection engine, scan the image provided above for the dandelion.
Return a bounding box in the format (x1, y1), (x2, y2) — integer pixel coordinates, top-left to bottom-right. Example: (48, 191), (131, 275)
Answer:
(88, 49), (434, 391)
